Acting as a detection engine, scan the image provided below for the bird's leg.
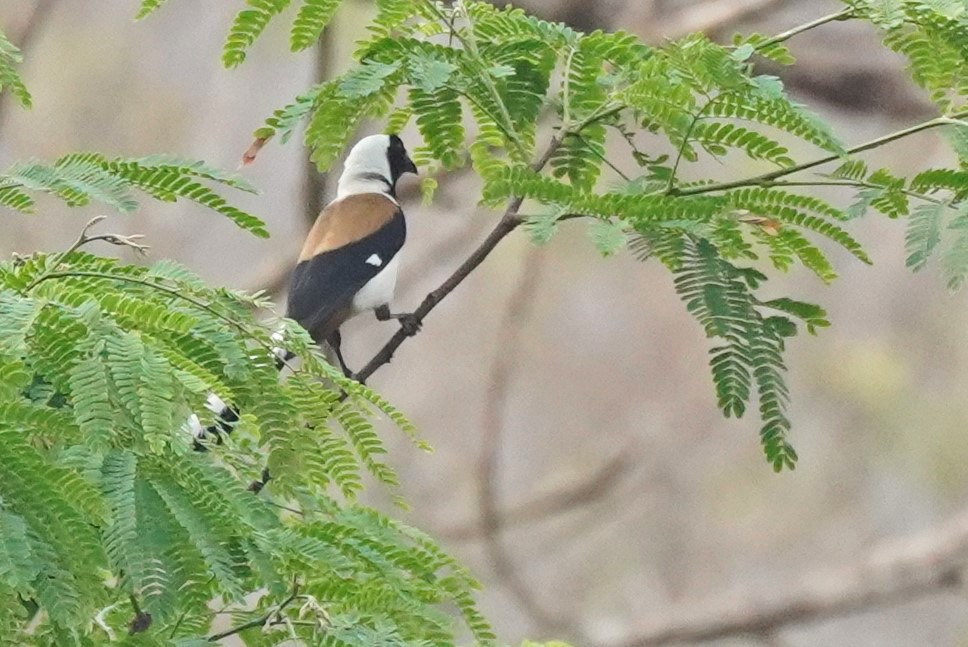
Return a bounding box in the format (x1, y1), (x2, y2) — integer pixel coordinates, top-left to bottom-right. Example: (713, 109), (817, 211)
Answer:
(325, 330), (354, 377)
(374, 304), (422, 336)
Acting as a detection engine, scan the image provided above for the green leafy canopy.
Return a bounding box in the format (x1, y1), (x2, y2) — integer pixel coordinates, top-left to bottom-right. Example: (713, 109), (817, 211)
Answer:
(0, 245), (489, 645)
(237, 0), (968, 471)
(0, 153), (268, 237)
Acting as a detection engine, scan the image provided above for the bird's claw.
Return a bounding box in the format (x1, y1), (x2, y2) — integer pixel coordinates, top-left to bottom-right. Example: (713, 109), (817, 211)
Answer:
(398, 314), (422, 337)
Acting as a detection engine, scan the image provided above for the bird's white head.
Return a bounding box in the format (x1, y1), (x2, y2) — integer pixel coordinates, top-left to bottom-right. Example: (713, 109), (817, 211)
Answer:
(336, 134), (418, 200)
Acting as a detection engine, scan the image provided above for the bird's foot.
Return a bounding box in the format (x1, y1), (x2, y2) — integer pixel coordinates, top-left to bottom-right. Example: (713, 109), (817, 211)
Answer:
(397, 313), (422, 336)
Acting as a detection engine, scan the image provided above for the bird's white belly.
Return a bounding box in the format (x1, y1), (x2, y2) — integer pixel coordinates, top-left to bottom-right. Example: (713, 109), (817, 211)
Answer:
(351, 253), (400, 314)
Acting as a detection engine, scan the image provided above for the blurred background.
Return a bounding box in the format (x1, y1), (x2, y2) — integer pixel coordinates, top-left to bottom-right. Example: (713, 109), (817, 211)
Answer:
(3, 1), (968, 645)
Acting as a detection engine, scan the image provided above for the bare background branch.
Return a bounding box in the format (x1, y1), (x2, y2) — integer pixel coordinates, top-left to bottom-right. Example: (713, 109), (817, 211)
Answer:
(608, 507), (968, 646)
(475, 248), (577, 637)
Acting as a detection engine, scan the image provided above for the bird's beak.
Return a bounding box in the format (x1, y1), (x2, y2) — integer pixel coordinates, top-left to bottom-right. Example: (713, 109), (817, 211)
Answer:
(404, 154), (418, 175)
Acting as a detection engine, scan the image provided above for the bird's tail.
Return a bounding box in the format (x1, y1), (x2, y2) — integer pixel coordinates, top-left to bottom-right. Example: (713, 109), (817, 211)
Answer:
(188, 325), (291, 447)
(270, 328), (295, 370)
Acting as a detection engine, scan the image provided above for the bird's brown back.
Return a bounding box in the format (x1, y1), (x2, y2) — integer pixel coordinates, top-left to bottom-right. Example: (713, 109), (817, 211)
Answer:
(298, 193), (399, 262)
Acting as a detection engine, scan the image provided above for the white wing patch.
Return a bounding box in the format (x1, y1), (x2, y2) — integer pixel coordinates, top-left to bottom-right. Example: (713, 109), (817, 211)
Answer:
(353, 254), (400, 314)
(365, 253), (383, 267)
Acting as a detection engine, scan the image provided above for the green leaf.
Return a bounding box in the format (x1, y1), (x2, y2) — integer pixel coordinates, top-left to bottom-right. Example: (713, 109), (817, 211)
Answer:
(0, 30), (31, 109)
(689, 121), (794, 167)
(942, 204), (968, 291)
(731, 43), (755, 62)
(589, 218), (627, 257)
(487, 64), (516, 78)
(867, 168), (910, 218)
(942, 123), (968, 168)
(410, 84), (464, 169)
(134, 0), (171, 19)
(420, 176), (438, 205)
(0, 512), (40, 593)
(1, 154), (264, 235)
(905, 201), (946, 271)
(761, 297), (830, 335)
(291, 0), (342, 51)
(223, 0), (293, 68)
(655, 233), (799, 468)
(105, 157), (269, 237)
(734, 34), (795, 65)
(724, 187), (868, 269)
(707, 92), (846, 155)
(410, 54), (457, 92)
(524, 211), (562, 245)
(338, 61), (401, 98)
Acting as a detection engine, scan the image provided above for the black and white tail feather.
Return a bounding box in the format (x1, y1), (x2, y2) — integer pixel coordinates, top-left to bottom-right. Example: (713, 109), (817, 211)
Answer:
(187, 133), (417, 449)
(185, 330), (292, 448)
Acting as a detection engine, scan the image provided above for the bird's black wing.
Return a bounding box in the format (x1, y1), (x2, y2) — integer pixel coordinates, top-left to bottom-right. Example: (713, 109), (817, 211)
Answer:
(286, 209), (405, 339)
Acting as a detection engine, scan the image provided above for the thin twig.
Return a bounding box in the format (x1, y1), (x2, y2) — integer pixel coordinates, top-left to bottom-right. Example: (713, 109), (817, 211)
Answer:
(29, 270), (303, 375)
(768, 179), (946, 206)
(674, 112), (968, 197)
(755, 8), (855, 51)
(667, 95), (726, 193)
(207, 579), (300, 642)
(352, 133), (564, 383)
(23, 216), (149, 291)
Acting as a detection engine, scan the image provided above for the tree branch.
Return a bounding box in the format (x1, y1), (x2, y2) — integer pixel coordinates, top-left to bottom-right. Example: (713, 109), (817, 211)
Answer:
(439, 450), (633, 541)
(667, 95), (726, 192)
(424, 0), (524, 156)
(674, 112), (968, 197)
(606, 508), (968, 646)
(755, 8), (855, 50)
(353, 134), (563, 383)
(768, 179), (946, 205)
(207, 580), (300, 642)
(30, 270), (305, 377)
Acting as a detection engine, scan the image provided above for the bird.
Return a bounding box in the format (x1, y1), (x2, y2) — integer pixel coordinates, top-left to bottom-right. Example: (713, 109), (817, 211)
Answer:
(285, 132), (419, 376)
(187, 133), (419, 447)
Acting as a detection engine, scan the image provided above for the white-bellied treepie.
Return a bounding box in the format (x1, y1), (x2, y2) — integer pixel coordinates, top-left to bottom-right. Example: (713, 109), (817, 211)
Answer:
(188, 134), (418, 446)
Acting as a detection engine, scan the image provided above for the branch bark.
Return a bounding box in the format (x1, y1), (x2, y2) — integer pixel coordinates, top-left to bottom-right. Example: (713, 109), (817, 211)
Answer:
(606, 509), (968, 646)
(207, 581), (300, 642)
(674, 112), (968, 197)
(353, 134), (563, 383)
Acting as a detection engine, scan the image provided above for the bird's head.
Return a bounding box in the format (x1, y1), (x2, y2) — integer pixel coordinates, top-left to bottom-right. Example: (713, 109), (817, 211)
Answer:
(337, 134), (418, 199)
